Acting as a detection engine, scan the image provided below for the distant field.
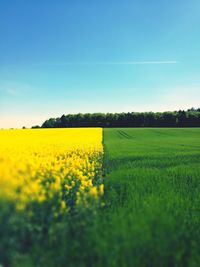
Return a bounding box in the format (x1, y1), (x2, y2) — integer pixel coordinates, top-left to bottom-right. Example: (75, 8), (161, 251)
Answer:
(102, 128), (200, 266)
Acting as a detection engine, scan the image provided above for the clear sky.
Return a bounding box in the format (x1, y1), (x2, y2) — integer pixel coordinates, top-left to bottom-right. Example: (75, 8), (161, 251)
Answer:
(0, 0), (200, 128)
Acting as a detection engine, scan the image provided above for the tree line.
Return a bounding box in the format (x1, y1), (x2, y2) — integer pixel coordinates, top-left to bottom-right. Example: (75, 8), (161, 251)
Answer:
(32, 108), (200, 128)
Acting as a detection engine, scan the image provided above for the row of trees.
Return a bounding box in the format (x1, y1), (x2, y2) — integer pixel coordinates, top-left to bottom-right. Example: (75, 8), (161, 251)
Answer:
(32, 108), (200, 128)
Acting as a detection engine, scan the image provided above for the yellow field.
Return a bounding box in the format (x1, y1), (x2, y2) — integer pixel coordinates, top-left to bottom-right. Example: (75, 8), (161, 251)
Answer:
(0, 128), (103, 212)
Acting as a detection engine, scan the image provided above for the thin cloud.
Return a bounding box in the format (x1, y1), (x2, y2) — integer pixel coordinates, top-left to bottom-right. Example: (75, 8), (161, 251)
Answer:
(33, 60), (178, 66)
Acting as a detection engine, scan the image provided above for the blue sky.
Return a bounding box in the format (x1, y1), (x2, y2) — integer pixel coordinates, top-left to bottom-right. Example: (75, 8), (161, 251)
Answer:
(0, 0), (200, 128)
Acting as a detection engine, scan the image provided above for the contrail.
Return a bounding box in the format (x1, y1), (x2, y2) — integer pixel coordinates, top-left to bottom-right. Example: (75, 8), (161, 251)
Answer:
(31, 60), (178, 66)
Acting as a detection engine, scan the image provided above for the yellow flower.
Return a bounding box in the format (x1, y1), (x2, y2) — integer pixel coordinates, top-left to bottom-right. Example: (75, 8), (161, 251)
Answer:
(90, 186), (98, 197)
(99, 184), (104, 195)
(0, 128), (104, 210)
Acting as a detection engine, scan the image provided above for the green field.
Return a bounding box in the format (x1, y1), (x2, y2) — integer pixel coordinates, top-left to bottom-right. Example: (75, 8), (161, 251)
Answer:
(102, 128), (200, 267)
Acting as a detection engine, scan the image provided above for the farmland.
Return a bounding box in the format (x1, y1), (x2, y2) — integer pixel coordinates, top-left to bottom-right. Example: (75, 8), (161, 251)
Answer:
(102, 128), (200, 266)
(0, 128), (103, 267)
(0, 128), (200, 267)
(0, 128), (103, 209)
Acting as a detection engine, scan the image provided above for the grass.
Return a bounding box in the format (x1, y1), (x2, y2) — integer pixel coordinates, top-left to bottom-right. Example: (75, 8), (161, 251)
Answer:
(101, 128), (200, 267)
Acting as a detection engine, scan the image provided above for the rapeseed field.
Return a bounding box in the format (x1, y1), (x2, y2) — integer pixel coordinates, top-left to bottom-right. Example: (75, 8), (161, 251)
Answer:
(0, 128), (103, 212)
